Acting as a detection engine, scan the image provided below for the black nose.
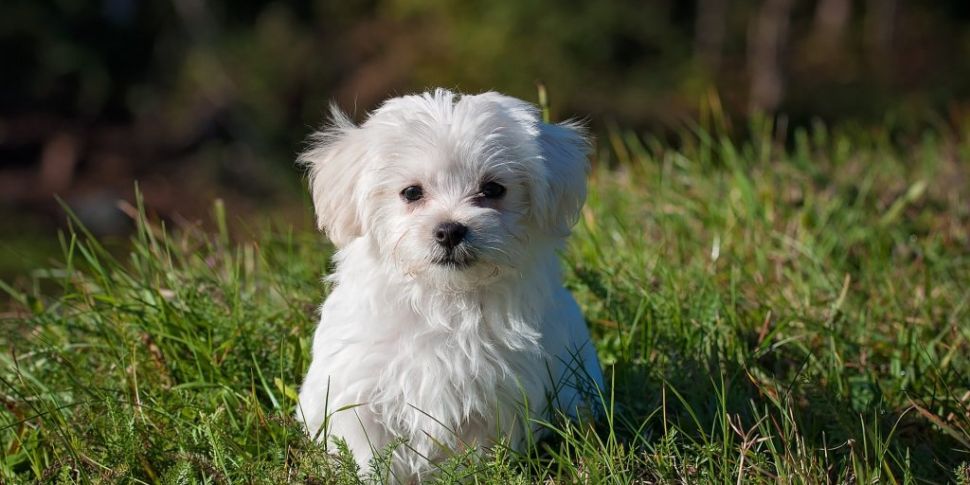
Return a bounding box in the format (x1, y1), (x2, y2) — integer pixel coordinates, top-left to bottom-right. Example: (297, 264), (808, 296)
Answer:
(433, 222), (467, 249)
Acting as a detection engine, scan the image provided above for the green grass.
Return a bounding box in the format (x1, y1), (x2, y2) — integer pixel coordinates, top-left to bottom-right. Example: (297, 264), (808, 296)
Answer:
(2, 119), (969, 483)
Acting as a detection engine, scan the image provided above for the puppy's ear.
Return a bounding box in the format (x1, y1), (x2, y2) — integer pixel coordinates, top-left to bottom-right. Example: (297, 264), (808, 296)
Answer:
(472, 92), (590, 236)
(299, 105), (368, 248)
(532, 120), (590, 236)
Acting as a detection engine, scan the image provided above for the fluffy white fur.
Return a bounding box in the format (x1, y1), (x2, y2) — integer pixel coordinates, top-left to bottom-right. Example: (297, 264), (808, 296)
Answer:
(296, 89), (603, 482)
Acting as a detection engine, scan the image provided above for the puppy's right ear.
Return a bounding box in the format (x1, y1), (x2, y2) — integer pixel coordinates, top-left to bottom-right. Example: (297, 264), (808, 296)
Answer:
(299, 105), (367, 248)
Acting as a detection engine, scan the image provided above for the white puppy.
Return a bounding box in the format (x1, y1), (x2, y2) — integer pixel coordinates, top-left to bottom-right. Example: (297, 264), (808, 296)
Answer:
(296, 89), (603, 482)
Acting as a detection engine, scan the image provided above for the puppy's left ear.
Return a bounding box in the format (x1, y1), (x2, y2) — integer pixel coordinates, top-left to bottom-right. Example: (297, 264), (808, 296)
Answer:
(532, 120), (590, 236)
(299, 105), (368, 248)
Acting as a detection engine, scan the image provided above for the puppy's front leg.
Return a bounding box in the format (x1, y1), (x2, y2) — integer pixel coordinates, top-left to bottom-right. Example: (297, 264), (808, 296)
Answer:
(325, 406), (391, 475)
(298, 372), (388, 476)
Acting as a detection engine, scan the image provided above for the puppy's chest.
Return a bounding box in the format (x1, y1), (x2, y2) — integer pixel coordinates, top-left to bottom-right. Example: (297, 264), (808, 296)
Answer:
(368, 317), (546, 425)
(378, 329), (535, 393)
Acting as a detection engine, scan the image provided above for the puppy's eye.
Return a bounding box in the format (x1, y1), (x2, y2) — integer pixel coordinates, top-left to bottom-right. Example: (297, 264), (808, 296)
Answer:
(480, 181), (506, 199)
(401, 185), (424, 202)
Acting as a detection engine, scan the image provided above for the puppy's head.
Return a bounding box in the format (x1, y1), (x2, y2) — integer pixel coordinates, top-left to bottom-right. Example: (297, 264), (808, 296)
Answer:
(300, 89), (588, 289)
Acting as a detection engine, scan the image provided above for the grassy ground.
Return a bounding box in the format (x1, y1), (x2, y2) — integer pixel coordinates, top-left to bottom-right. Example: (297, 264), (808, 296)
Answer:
(2, 118), (969, 483)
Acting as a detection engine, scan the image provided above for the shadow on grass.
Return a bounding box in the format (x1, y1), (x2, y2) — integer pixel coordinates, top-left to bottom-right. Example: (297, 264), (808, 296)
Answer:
(523, 348), (967, 483)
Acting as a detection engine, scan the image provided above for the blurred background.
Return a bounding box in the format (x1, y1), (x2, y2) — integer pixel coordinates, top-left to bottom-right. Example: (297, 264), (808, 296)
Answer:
(2, 0), (970, 277)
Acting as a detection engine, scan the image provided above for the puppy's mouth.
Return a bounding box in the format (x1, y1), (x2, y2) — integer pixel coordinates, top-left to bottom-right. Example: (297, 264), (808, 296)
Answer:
(431, 244), (479, 269)
(432, 254), (477, 269)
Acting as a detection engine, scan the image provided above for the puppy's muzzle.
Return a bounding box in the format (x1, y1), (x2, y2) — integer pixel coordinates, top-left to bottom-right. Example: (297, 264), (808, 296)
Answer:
(433, 222), (467, 249)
